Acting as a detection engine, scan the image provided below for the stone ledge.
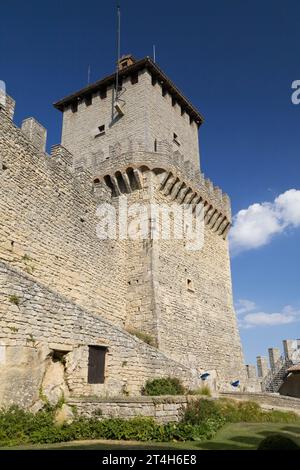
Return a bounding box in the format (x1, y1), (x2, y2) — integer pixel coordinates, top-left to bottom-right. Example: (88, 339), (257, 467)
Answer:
(68, 395), (190, 404)
(220, 392), (300, 413)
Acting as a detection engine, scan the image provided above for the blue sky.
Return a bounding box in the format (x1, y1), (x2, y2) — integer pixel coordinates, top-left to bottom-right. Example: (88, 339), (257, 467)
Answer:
(1, 0), (300, 366)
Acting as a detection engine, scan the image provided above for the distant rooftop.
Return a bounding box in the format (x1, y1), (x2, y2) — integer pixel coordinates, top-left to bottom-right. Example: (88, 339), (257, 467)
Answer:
(53, 56), (204, 126)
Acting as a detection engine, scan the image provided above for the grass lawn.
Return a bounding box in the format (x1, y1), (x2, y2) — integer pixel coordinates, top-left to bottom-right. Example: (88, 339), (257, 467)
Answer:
(2, 423), (300, 450)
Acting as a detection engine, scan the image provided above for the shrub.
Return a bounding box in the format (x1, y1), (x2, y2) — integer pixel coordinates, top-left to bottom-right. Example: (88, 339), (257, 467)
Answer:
(183, 399), (222, 425)
(0, 399), (298, 447)
(188, 386), (211, 397)
(257, 434), (299, 450)
(8, 295), (20, 306)
(0, 408), (220, 446)
(126, 328), (156, 347)
(217, 399), (299, 424)
(0, 406), (55, 446)
(142, 377), (185, 396)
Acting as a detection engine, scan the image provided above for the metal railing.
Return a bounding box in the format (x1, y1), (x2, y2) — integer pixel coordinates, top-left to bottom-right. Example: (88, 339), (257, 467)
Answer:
(261, 355), (293, 392)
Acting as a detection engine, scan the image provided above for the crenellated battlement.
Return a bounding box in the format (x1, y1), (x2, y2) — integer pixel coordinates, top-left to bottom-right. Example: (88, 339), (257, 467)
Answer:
(87, 139), (231, 230)
(0, 95), (231, 236)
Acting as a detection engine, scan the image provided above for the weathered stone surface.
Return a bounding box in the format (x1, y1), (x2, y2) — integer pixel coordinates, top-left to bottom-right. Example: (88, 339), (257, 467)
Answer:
(55, 404), (74, 425)
(0, 344), (48, 408)
(42, 361), (69, 406)
(0, 57), (246, 409)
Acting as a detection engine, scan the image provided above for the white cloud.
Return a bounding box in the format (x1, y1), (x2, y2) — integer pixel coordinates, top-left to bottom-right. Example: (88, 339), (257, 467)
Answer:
(236, 298), (300, 328)
(275, 189), (300, 227)
(243, 312), (295, 327)
(230, 189), (300, 254)
(235, 299), (257, 315)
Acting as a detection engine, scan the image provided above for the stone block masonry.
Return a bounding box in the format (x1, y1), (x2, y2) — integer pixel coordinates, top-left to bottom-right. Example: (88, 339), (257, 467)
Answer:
(0, 261), (200, 408)
(0, 105), (127, 328)
(0, 54), (248, 407)
(68, 396), (190, 424)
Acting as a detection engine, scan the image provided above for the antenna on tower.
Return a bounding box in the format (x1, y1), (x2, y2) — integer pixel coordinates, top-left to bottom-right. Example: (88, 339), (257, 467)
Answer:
(115, 5), (121, 102)
(153, 45), (156, 63)
(87, 64), (91, 84)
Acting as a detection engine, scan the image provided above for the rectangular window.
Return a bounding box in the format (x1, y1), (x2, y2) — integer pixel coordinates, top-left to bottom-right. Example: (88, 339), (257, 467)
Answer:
(117, 78), (123, 91)
(173, 133), (181, 146)
(71, 101), (78, 113)
(151, 75), (157, 86)
(131, 73), (139, 85)
(172, 96), (176, 107)
(187, 279), (195, 292)
(100, 88), (107, 99)
(87, 346), (107, 384)
(95, 124), (105, 138)
(162, 86), (167, 97)
(85, 94), (92, 106)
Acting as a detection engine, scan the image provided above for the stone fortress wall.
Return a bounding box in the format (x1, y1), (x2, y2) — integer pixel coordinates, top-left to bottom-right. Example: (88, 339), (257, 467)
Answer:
(0, 261), (199, 408)
(0, 56), (248, 408)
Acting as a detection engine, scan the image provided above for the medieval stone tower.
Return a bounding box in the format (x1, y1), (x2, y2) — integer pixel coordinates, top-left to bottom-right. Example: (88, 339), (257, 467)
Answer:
(0, 55), (246, 409)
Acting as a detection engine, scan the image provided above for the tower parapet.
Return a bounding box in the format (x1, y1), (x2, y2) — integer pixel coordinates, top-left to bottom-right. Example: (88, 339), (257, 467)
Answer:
(0, 93), (15, 120)
(21, 118), (47, 152)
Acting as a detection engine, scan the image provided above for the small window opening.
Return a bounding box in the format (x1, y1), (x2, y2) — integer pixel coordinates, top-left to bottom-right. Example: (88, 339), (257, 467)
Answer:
(100, 88), (107, 99)
(151, 75), (157, 86)
(98, 124), (105, 135)
(131, 72), (139, 85)
(71, 101), (78, 113)
(187, 279), (195, 292)
(162, 86), (167, 97)
(173, 133), (181, 146)
(85, 94), (92, 106)
(117, 78), (123, 91)
(88, 345), (107, 384)
(154, 139), (157, 152)
(93, 178), (100, 185)
(172, 97), (176, 107)
(2, 163), (8, 171)
(51, 350), (68, 364)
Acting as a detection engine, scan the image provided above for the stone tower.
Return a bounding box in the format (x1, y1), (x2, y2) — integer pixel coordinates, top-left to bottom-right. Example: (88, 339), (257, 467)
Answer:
(54, 55), (245, 388)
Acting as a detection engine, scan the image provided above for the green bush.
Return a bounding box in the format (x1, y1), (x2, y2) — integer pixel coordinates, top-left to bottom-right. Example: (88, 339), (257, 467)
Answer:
(0, 398), (298, 447)
(142, 377), (185, 396)
(183, 398), (300, 427)
(126, 328), (156, 347)
(257, 434), (299, 450)
(188, 386), (211, 397)
(183, 399), (222, 425)
(217, 399), (299, 424)
(0, 405), (55, 446)
(0, 407), (221, 446)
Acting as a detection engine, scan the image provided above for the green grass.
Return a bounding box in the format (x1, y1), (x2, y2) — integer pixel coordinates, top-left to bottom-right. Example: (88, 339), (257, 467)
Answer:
(2, 423), (300, 450)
